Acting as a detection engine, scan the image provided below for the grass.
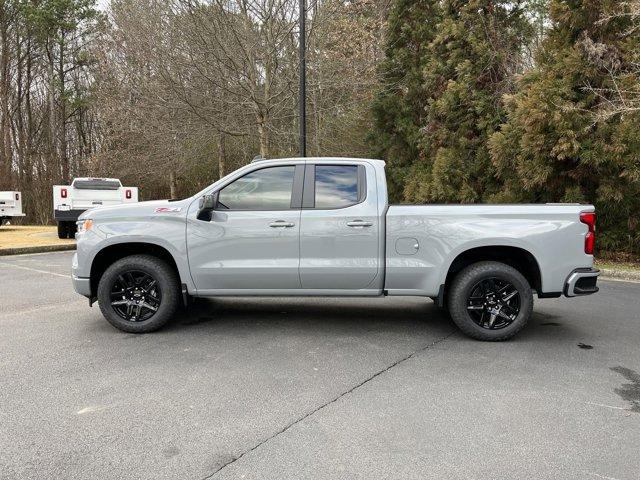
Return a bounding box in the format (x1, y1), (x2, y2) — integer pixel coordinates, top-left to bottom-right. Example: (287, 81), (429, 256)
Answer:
(0, 225), (74, 250)
(595, 260), (640, 273)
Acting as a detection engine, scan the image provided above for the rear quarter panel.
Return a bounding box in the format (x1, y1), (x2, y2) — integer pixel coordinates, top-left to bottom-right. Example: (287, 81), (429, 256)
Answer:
(385, 205), (594, 296)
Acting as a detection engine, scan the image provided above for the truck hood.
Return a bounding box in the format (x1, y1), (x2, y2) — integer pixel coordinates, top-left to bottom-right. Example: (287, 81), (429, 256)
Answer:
(78, 198), (193, 220)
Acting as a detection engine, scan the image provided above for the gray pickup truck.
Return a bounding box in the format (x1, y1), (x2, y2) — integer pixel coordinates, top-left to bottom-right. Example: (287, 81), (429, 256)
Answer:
(72, 157), (599, 341)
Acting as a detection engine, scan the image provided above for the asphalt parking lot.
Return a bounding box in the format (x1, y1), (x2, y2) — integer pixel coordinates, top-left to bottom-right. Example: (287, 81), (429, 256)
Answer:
(1, 251), (639, 480)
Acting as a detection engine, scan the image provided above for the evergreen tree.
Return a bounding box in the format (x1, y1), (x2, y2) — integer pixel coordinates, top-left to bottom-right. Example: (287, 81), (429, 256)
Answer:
(490, 0), (640, 253)
(373, 0), (532, 203)
(371, 0), (441, 201)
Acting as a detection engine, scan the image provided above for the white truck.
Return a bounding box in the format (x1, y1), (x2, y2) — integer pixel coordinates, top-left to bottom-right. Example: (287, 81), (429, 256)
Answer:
(53, 178), (138, 238)
(72, 157), (600, 341)
(0, 191), (26, 225)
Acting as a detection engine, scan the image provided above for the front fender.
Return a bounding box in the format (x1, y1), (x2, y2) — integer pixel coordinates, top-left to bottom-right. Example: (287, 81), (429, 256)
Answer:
(74, 217), (194, 292)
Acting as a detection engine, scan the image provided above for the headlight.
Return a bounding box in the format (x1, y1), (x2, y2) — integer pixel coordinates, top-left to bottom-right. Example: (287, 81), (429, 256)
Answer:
(77, 219), (93, 233)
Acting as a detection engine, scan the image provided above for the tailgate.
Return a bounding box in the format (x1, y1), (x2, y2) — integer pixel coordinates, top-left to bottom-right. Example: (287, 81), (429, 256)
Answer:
(0, 192), (17, 208)
(71, 189), (125, 209)
(0, 192), (23, 216)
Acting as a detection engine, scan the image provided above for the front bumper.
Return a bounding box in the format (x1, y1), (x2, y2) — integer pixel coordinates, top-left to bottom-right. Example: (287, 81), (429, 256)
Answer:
(564, 268), (600, 297)
(71, 252), (91, 297)
(72, 275), (91, 298)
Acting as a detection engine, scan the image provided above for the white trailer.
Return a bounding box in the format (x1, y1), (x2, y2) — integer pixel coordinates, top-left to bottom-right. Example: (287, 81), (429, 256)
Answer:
(53, 178), (139, 238)
(0, 191), (26, 225)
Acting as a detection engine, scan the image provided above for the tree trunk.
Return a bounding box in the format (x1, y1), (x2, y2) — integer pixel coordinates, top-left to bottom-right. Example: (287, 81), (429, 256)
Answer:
(169, 170), (178, 199)
(217, 130), (226, 179)
(58, 34), (69, 183)
(257, 113), (269, 158)
(47, 44), (58, 182)
(0, 4), (12, 189)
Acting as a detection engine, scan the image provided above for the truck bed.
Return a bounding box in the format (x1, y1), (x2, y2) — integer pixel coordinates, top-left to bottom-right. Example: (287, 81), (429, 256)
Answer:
(384, 204), (593, 297)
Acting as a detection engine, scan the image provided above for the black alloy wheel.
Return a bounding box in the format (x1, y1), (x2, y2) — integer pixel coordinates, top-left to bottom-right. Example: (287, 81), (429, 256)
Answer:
(466, 277), (520, 330)
(110, 270), (162, 322)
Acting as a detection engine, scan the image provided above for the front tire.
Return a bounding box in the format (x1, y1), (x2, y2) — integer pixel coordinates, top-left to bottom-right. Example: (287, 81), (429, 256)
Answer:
(97, 255), (180, 333)
(447, 261), (533, 341)
(57, 222), (66, 239)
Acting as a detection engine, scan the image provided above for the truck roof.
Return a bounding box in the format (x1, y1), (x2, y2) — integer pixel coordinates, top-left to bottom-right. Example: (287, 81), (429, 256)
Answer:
(250, 157), (386, 167)
(72, 177), (122, 183)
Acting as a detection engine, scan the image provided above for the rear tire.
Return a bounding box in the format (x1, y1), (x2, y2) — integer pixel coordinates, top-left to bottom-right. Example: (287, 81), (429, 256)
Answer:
(66, 221), (77, 238)
(447, 261), (533, 341)
(57, 222), (66, 239)
(97, 254), (180, 333)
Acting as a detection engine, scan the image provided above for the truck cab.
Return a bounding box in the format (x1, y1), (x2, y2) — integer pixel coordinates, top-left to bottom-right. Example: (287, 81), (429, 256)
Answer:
(188, 158), (383, 294)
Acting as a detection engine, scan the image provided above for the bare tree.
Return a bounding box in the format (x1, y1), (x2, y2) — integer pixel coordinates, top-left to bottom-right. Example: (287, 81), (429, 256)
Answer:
(0, 0), (101, 222)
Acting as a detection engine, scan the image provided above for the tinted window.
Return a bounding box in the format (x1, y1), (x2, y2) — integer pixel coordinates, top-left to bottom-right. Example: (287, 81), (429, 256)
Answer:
(315, 165), (359, 209)
(73, 179), (121, 190)
(218, 166), (295, 210)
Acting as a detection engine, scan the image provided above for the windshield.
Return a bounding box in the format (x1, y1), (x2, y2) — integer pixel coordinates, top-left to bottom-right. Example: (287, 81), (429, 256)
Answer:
(73, 179), (121, 190)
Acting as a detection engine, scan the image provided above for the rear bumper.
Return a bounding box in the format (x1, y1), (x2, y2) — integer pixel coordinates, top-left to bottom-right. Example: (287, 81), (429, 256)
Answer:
(564, 268), (600, 297)
(54, 209), (86, 221)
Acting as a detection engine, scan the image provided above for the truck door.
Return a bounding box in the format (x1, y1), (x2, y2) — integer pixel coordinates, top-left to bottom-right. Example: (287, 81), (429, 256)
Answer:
(299, 162), (380, 290)
(187, 164), (303, 291)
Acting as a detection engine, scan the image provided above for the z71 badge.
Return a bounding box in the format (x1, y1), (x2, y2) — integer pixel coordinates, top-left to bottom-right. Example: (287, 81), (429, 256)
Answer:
(154, 207), (182, 213)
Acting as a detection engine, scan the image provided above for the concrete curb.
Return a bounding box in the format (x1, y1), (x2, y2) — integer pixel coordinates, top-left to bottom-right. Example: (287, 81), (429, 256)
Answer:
(0, 243), (76, 256)
(599, 268), (640, 282)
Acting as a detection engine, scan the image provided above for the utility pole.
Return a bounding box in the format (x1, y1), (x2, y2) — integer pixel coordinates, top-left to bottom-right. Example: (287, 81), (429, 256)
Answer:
(299, 0), (306, 157)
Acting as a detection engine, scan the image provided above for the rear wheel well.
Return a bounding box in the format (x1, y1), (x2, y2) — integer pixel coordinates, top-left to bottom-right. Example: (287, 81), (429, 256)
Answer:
(90, 243), (180, 297)
(444, 246), (541, 294)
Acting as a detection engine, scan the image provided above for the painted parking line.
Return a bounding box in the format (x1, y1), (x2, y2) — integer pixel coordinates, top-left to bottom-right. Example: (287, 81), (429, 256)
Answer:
(0, 261), (71, 279)
(0, 301), (86, 317)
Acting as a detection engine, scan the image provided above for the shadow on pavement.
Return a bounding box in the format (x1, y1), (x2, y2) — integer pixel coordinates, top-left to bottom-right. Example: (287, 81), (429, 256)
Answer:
(164, 296), (454, 333)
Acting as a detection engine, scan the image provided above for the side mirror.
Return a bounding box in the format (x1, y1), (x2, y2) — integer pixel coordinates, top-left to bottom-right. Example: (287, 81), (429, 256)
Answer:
(199, 193), (217, 211)
(197, 192), (218, 221)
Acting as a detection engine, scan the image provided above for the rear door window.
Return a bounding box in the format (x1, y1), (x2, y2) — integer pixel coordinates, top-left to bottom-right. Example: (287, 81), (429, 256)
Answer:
(314, 165), (363, 209)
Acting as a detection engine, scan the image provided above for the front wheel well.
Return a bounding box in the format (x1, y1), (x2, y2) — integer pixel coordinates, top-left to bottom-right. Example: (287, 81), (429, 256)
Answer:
(444, 246), (542, 294)
(89, 243), (181, 297)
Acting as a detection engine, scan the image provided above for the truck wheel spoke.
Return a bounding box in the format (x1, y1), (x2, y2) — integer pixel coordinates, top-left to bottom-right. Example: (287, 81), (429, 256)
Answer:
(466, 276), (521, 330)
(503, 289), (518, 302)
(110, 269), (162, 323)
(141, 301), (158, 312)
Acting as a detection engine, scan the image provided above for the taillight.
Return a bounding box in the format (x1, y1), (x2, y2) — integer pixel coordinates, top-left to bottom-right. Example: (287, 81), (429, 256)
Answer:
(61, 188), (67, 199)
(580, 212), (596, 255)
(125, 189), (132, 199)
